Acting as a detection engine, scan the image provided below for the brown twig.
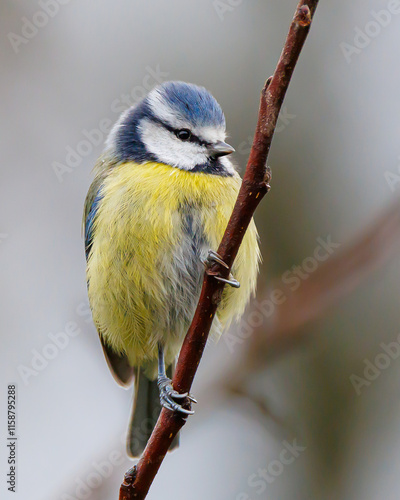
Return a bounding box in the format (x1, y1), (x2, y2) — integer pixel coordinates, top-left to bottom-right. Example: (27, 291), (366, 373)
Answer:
(119, 1), (320, 498)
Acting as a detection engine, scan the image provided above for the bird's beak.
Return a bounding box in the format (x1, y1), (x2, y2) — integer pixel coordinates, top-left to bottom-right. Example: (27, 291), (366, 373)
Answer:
(208, 141), (235, 158)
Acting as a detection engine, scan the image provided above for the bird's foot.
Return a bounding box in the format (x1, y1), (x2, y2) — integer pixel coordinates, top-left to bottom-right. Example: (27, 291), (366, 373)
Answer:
(205, 250), (240, 288)
(158, 375), (196, 415)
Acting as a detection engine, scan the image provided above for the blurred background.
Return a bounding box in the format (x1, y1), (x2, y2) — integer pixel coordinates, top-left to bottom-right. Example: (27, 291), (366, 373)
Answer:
(2, 1), (400, 499)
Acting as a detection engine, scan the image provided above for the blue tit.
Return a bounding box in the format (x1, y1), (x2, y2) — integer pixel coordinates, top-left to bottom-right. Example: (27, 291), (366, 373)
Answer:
(83, 81), (260, 457)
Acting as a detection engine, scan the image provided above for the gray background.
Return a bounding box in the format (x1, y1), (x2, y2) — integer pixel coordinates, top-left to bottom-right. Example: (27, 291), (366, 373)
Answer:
(2, 1), (400, 499)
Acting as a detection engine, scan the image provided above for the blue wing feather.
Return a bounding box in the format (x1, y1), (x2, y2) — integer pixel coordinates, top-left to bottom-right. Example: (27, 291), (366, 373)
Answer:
(85, 191), (103, 260)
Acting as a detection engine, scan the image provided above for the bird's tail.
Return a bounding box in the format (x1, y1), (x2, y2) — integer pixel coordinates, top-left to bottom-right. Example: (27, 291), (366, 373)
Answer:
(127, 366), (179, 458)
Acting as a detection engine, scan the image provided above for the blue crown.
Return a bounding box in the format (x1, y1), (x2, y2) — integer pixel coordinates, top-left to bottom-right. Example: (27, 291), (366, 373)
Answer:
(156, 81), (225, 128)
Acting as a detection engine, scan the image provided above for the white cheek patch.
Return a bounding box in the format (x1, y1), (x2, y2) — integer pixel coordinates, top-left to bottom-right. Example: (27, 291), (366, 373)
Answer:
(139, 119), (209, 171)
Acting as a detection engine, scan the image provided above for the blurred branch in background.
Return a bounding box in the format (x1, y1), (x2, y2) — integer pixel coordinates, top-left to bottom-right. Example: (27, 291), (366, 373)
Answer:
(5, 0), (400, 498)
(223, 196), (400, 413)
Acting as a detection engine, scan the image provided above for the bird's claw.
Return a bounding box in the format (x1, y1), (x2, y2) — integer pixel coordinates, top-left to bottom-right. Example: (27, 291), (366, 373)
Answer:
(214, 274), (240, 288)
(206, 249), (229, 269)
(187, 394), (198, 404)
(158, 376), (195, 415)
(205, 250), (241, 288)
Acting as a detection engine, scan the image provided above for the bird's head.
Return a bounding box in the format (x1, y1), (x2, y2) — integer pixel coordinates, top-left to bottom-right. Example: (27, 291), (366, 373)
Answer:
(106, 81), (235, 176)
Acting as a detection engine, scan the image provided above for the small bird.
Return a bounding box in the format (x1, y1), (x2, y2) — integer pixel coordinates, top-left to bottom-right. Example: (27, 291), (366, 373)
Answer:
(83, 81), (260, 457)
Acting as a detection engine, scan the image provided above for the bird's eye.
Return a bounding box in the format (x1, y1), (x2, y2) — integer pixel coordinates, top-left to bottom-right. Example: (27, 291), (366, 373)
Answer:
(176, 129), (192, 141)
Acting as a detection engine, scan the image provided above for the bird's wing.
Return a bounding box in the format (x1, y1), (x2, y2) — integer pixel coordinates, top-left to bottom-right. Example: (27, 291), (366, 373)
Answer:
(82, 153), (117, 257)
(84, 187), (104, 260)
(83, 165), (135, 387)
(99, 339), (135, 388)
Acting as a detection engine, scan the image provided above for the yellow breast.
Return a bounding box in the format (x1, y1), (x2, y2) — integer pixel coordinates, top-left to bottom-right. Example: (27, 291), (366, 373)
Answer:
(87, 161), (259, 373)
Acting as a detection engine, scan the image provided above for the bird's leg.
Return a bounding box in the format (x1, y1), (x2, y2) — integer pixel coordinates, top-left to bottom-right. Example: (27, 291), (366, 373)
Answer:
(205, 250), (240, 288)
(157, 343), (196, 415)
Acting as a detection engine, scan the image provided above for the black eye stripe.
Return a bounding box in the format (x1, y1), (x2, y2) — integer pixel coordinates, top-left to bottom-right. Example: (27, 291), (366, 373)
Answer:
(178, 131), (207, 146)
(178, 130), (209, 147)
(150, 116), (210, 147)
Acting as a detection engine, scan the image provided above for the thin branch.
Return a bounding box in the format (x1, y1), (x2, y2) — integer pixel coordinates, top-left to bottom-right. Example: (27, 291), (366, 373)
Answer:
(119, 1), (320, 498)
